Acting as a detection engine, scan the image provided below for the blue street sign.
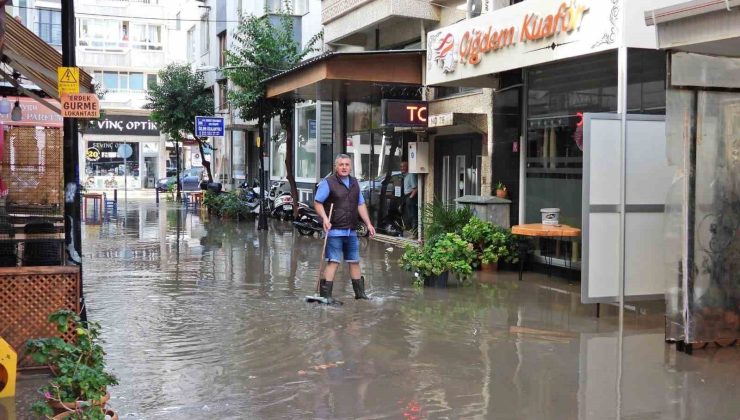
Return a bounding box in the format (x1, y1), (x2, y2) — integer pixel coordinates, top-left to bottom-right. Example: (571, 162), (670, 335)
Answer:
(195, 116), (225, 137)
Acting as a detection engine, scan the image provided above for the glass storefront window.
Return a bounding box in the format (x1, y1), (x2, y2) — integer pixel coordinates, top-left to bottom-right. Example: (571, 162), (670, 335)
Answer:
(347, 102), (380, 132)
(85, 141), (140, 189)
(233, 131), (246, 180)
(295, 104), (317, 181)
(270, 117), (287, 179)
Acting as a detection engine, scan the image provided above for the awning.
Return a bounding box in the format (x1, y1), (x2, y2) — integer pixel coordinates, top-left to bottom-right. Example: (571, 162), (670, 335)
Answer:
(265, 50), (424, 100)
(3, 13), (94, 101)
(644, 1), (740, 56)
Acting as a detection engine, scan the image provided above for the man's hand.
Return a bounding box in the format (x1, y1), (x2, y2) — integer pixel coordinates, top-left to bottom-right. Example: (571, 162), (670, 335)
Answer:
(323, 217), (332, 232)
(367, 224), (376, 237)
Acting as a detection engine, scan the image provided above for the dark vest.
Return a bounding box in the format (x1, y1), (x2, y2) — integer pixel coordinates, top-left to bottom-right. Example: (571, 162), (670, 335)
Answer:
(323, 174), (360, 229)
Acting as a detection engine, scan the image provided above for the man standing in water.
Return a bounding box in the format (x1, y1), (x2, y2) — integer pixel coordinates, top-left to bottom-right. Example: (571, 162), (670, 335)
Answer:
(314, 154), (376, 303)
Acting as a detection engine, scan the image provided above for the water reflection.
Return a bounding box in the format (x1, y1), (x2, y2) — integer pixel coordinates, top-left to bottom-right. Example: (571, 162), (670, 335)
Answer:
(12, 200), (740, 419)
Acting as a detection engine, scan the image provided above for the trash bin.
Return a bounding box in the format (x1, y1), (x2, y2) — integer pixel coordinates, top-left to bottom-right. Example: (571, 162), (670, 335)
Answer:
(454, 195), (512, 228)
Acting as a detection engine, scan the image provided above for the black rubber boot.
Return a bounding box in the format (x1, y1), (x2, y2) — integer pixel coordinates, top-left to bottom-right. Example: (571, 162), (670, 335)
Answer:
(320, 279), (342, 305)
(351, 276), (369, 300)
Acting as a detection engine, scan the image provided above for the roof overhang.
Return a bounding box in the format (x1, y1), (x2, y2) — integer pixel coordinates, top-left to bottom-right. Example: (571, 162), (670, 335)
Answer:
(3, 13), (94, 100)
(265, 50), (424, 101)
(645, 1), (740, 56)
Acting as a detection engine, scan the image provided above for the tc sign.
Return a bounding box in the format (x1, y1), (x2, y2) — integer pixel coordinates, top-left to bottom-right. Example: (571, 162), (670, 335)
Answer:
(381, 100), (428, 128)
(195, 116), (225, 137)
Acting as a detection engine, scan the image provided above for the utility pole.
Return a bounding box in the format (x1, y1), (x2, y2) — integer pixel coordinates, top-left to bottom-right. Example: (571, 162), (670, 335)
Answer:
(62, 0), (86, 320)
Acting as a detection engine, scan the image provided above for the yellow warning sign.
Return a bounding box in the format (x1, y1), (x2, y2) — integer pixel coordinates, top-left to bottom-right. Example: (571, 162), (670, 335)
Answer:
(57, 67), (80, 95)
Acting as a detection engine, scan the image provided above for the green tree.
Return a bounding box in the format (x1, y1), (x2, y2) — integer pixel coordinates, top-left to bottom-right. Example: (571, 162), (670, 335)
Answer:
(145, 63), (215, 195)
(225, 6), (322, 215)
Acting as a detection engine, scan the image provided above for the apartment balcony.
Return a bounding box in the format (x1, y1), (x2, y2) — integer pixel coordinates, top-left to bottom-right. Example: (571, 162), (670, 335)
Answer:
(76, 47), (167, 70)
(76, 0), (167, 20)
(322, 0), (440, 45)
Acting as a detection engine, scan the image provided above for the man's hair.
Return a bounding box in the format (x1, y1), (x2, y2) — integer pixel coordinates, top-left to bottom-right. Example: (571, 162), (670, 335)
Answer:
(334, 154), (351, 165)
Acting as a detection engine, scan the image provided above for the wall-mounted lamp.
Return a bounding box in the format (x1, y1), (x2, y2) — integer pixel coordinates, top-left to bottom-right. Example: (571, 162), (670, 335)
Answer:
(10, 100), (22, 121)
(0, 97), (10, 115)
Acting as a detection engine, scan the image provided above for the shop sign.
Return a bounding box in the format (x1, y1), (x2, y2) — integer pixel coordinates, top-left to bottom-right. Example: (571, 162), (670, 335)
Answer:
(61, 93), (100, 118)
(381, 100), (428, 128)
(0, 98), (63, 127)
(85, 115), (160, 136)
(427, 0), (621, 85)
(428, 113), (454, 128)
(87, 141), (139, 161)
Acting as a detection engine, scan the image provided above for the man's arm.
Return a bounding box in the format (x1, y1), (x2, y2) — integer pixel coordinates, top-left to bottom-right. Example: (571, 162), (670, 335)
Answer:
(358, 204), (375, 237)
(408, 173), (418, 198)
(315, 200), (331, 232)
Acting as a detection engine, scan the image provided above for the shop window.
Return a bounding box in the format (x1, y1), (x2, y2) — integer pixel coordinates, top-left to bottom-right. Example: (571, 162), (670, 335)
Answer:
(36, 8), (61, 45)
(347, 102), (380, 132)
(270, 117), (287, 180)
(627, 49), (666, 114)
(295, 104), (317, 181)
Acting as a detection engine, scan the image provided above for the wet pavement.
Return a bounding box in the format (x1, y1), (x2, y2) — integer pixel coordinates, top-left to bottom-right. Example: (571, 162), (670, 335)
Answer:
(12, 200), (740, 419)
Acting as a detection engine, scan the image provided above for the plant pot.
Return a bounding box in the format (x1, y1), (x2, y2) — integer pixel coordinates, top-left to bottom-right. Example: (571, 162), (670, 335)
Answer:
(49, 392), (110, 415)
(495, 189), (507, 199)
(481, 261), (498, 271)
(423, 271), (449, 287)
(53, 408), (118, 420)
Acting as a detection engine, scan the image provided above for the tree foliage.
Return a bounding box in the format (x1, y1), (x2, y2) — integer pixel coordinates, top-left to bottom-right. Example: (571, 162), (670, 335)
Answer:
(226, 6), (323, 215)
(145, 63), (215, 181)
(225, 9), (322, 124)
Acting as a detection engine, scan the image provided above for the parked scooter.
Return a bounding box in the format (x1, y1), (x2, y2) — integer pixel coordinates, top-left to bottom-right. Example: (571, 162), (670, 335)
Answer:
(238, 181), (263, 215)
(268, 180), (294, 220)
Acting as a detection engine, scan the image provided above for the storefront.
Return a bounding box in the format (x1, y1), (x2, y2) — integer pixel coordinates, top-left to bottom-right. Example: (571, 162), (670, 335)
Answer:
(645, 1), (740, 350)
(264, 50), (425, 232)
(82, 114), (162, 190)
(427, 0), (673, 298)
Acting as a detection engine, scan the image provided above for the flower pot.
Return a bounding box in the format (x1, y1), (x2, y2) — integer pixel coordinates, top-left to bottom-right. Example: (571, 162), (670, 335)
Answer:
(495, 189), (507, 199)
(423, 271), (449, 287)
(49, 392), (110, 415)
(53, 408), (118, 420)
(481, 261), (498, 271)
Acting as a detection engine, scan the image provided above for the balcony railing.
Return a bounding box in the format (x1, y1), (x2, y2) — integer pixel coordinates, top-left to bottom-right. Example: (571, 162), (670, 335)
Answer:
(109, 0), (160, 4)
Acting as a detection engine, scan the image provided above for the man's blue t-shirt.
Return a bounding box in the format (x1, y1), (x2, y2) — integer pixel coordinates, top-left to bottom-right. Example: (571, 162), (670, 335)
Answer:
(314, 176), (364, 237)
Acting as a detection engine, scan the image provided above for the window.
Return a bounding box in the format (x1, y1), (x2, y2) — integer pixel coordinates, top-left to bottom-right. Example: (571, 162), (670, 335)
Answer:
(270, 117), (287, 179)
(218, 80), (228, 110)
(131, 23), (163, 50)
(37, 8), (61, 45)
(95, 71), (149, 92)
(187, 26), (195, 61)
(78, 19), (124, 50)
(218, 31), (227, 67)
(295, 104), (317, 181)
(200, 15), (209, 54)
(265, 0), (308, 14)
(146, 74), (158, 90)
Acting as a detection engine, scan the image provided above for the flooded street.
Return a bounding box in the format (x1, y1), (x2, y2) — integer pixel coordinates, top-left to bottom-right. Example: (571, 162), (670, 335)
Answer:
(14, 200), (740, 419)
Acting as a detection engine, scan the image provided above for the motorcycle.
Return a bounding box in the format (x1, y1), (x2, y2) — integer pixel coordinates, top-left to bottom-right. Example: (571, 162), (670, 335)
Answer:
(293, 204), (369, 237)
(268, 180), (294, 220)
(238, 181), (263, 215)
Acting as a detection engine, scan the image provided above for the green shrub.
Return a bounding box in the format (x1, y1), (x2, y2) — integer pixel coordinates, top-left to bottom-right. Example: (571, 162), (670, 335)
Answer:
(422, 201), (474, 239)
(462, 216), (519, 265)
(400, 232), (476, 287)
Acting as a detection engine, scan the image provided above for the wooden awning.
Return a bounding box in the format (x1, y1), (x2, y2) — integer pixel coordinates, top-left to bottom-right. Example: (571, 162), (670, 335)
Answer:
(265, 50), (424, 100)
(2, 13), (94, 100)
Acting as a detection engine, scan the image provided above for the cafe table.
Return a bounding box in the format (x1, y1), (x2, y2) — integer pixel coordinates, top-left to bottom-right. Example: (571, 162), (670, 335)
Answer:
(511, 223), (582, 281)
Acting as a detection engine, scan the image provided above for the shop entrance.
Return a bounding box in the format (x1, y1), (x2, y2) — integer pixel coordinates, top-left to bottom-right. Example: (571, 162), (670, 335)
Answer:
(434, 134), (482, 205)
(143, 157), (158, 189)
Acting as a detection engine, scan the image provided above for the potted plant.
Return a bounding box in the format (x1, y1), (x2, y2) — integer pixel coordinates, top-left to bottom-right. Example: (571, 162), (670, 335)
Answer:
(462, 217), (519, 271)
(495, 181), (508, 199)
(24, 310), (118, 419)
(400, 233), (476, 287)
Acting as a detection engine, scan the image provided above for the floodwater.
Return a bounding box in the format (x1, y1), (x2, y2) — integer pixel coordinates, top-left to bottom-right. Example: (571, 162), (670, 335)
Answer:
(13, 200), (740, 419)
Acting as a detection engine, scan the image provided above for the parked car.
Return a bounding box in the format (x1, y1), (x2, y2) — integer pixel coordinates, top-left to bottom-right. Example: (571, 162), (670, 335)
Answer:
(359, 171), (403, 208)
(156, 167), (204, 192)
